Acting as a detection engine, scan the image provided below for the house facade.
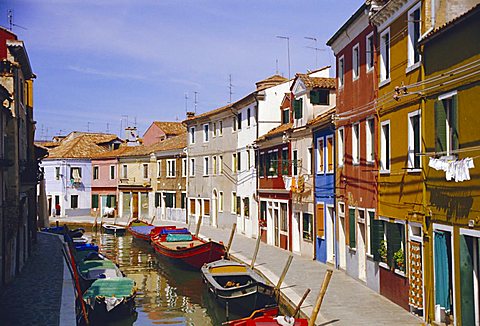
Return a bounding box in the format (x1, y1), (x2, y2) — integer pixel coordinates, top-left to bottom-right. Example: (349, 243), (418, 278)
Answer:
(327, 2), (380, 291)
(142, 121), (185, 146)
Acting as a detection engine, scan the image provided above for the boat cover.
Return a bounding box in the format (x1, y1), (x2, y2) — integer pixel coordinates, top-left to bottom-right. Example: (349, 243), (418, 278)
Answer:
(166, 233), (193, 242)
(129, 225), (155, 236)
(83, 277), (135, 311)
(160, 228), (190, 235)
(78, 260), (118, 275)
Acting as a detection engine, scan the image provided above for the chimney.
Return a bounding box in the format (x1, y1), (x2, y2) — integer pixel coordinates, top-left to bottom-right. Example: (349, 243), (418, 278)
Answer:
(186, 111), (195, 118)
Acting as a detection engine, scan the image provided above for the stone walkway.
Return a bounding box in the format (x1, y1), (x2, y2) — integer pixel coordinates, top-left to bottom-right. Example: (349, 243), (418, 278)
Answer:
(0, 232), (73, 326)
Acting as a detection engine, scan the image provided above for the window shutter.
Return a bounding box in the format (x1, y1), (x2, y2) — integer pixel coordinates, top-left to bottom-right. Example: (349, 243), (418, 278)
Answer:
(370, 213), (384, 262)
(310, 90), (320, 104)
(460, 235), (475, 325)
(155, 193), (160, 207)
(111, 195), (116, 208)
(349, 208), (356, 249)
(434, 100), (447, 154)
(92, 194), (99, 209)
(106, 195), (112, 207)
(451, 95), (459, 151)
(387, 222), (403, 267)
(294, 99), (303, 119)
(316, 204), (325, 238)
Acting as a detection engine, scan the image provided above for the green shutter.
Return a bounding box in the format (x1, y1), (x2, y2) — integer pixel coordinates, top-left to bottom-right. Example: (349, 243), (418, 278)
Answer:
(451, 95), (459, 151)
(310, 90), (320, 104)
(460, 235), (475, 326)
(106, 195), (112, 207)
(434, 99), (447, 153)
(386, 222), (403, 268)
(370, 212), (384, 262)
(294, 99), (303, 119)
(92, 194), (99, 209)
(110, 195), (116, 208)
(349, 209), (356, 249)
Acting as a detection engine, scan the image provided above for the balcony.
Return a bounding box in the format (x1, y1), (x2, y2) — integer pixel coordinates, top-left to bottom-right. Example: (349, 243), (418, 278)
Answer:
(119, 177), (151, 189)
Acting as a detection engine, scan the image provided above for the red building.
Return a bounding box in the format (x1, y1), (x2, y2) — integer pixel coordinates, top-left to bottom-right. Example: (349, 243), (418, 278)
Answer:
(327, 2), (380, 292)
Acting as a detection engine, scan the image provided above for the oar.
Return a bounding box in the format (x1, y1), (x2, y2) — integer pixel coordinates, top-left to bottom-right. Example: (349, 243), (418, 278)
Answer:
(308, 269), (333, 326)
(275, 254), (293, 294)
(250, 234), (262, 268)
(225, 223), (236, 259)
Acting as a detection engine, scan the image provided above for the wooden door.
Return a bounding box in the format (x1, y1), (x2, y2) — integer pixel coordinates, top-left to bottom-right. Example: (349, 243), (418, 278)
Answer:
(132, 192), (139, 218)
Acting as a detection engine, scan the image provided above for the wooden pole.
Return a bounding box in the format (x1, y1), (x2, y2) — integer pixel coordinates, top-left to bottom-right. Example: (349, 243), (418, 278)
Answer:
(294, 288), (311, 317)
(250, 234), (262, 268)
(308, 269), (333, 326)
(194, 216), (202, 237)
(275, 254), (293, 292)
(225, 223), (236, 258)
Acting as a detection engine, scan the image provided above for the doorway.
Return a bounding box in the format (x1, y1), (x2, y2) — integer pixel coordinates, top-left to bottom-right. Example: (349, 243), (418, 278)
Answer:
(460, 232), (480, 326)
(434, 229), (455, 324)
(326, 205), (335, 264)
(357, 213), (367, 282)
(292, 212), (301, 253)
(132, 192), (139, 218)
(339, 216), (346, 270)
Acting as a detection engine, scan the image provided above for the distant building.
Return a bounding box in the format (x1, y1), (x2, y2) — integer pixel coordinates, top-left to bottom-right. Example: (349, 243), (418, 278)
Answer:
(142, 121), (185, 146)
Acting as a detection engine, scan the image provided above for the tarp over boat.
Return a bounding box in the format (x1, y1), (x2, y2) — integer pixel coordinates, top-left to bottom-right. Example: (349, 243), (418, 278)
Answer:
(83, 277), (136, 311)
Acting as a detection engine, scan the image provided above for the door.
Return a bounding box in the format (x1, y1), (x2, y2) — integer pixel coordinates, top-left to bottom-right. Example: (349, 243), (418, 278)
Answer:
(274, 208), (279, 247)
(339, 216), (346, 270)
(460, 235), (479, 326)
(434, 230), (454, 323)
(292, 212), (301, 253)
(327, 206), (335, 264)
(357, 218), (367, 282)
(132, 192), (139, 218)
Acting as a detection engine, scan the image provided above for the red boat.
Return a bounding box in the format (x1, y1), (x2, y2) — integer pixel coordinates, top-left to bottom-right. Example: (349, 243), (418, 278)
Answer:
(150, 226), (225, 269)
(224, 306), (308, 325)
(127, 220), (173, 242)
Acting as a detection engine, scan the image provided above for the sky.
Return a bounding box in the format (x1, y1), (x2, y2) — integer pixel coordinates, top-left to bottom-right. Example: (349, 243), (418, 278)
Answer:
(0, 0), (363, 140)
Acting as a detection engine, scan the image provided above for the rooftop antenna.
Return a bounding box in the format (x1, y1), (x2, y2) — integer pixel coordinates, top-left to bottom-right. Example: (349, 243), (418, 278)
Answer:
(7, 10), (27, 31)
(228, 74), (233, 104)
(184, 92), (189, 113)
(106, 123), (110, 133)
(40, 124), (44, 141)
(86, 122), (92, 132)
(305, 36), (326, 69)
(276, 59), (279, 75)
(194, 91), (198, 114)
(134, 116), (137, 128)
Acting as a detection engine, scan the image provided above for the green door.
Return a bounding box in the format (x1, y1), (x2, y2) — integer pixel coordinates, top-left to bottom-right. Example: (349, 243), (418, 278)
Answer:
(460, 235), (475, 326)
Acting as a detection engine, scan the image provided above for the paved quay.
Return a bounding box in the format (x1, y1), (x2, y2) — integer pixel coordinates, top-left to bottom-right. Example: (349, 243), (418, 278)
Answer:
(0, 232), (75, 326)
(53, 215), (423, 325)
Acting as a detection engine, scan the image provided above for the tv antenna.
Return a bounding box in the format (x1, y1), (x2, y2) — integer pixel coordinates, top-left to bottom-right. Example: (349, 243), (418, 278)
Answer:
(184, 92), (189, 113)
(106, 123), (110, 133)
(7, 10), (27, 31)
(194, 91), (198, 114)
(228, 74), (233, 103)
(305, 36), (326, 69)
(276, 59), (279, 75)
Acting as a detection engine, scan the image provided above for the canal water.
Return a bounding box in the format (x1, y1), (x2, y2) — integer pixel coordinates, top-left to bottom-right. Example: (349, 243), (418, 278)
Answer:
(86, 230), (237, 326)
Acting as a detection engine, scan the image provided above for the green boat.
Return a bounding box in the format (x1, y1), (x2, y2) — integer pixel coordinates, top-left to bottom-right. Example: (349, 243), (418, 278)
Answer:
(83, 277), (136, 319)
(77, 257), (123, 291)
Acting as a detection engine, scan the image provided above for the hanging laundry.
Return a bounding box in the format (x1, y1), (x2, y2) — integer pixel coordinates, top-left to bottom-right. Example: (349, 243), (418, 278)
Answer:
(429, 157), (475, 182)
(283, 176), (292, 191)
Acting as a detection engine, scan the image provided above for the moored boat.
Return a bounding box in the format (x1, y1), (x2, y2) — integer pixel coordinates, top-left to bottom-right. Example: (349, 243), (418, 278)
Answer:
(102, 224), (127, 236)
(224, 306), (307, 325)
(76, 253), (124, 291)
(127, 220), (162, 241)
(150, 226), (225, 269)
(201, 259), (277, 315)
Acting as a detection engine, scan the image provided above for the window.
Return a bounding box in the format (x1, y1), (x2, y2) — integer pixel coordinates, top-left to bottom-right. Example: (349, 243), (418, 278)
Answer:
(213, 122), (217, 137)
(106, 195), (116, 208)
(181, 192), (186, 209)
(372, 220), (405, 271)
(366, 118), (375, 163)
(408, 110), (421, 170)
(281, 148), (289, 175)
(190, 126), (195, 144)
(203, 124), (209, 142)
(292, 150), (298, 176)
(219, 155), (223, 174)
(71, 195), (78, 209)
(352, 123), (360, 164)
(349, 208), (356, 249)
(236, 196), (241, 215)
(110, 165), (115, 180)
(352, 43), (360, 80)
(310, 89), (330, 105)
(435, 92), (458, 156)
(189, 198), (196, 215)
(307, 148), (312, 174)
(70, 167), (82, 182)
(268, 150), (278, 177)
(182, 158), (187, 177)
(189, 158), (195, 176)
(157, 161), (162, 177)
(219, 191), (224, 212)
(407, 3), (421, 69)
(260, 201), (267, 227)
(203, 156), (209, 176)
(380, 29), (390, 83)
(237, 152), (241, 172)
(143, 164), (149, 179)
(338, 127), (345, 166)
(282, 108), (290, 124)
(259, 153), (265, 177)
(326, 136), (334, 173)
(303, 213), (313, 241)
(232, 192), (237, 213)
(219, 120), (223, 136)
(204, 199), (210, 216)
(164, 192), (175, 208)
(232, 153), (237, 173)
(280, 203), (288, 232)
(317, 138), (324, 173)
(366, 32), (374, 72)
(381, 121), (391, 172)
(55, 167), (60, 180)
(247, 108), (251, 127)
(92, 194), (99, 209)
(213, 156), (217, 175)
(93, 166), (99, 180)
(243, 197), (249, 217)
(155, 192), (161, 207)
(122, 164), (127, 178)
(293, 99), (303, 119)
(338, 55), (345, 88)
(167, 159), (176, 177)
(232, 117), (237, 132)
(237, 113), (242, 130)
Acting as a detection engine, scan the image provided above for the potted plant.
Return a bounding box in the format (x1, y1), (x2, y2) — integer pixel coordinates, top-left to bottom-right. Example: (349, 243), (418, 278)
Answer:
(378, 240), (387, 263)
(394, 248), (404, 271)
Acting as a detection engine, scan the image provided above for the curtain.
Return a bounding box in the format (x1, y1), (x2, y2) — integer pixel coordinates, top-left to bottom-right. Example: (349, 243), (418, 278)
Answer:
(434, 231), (451, 312)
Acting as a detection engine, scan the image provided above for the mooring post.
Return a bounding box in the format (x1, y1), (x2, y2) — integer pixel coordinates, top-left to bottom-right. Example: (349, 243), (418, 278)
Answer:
(194, 216), (202, 237)
(294, 288), (311, 317)
(250, 234), (262, 268)
(225, 223), (236, 258)
(275, 254), (293, 293)
(308, 269), (333, 326)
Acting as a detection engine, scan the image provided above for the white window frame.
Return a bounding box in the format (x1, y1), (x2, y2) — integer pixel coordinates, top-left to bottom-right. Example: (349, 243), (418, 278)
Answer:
(203, 156), (209, 176)
(190, 126), (195, 144)
(366, 117), (375, 163)
(219, 120), (223, 136)
(326, 135), (334, 174)
(366, 31), (374, 73)
(122, 164), (128, 178)
(109, 165), (115, 180)
(232, 153), (237, 173)
(167, 159), (176, 178)
(157, 160), (162, 177)
(316, 137), (324, 174)
(380, 120), (391, 173)
(203, 123), (209, 142)
(407, 2), (422, 72)
(352, 43), (360, 81)
(212, 122), (217, 138)
(352, 122), (360, 165)
(92, 166), (99, 180)
(338, 55), (345, 88)
(182, 158), (187, 177)
(231, 192), (237, 214)
(338, 127), (345, 166)
(212, 155), (217, 175)
(408, 110), (422, 171)
(219, 155), (223, 174)
(338, 201), (346, 218)
(379, 28), (391, 86)
(189, 158), (195, 177)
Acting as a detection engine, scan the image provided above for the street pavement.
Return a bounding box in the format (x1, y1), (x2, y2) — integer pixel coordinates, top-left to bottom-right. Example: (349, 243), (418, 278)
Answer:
(51, 215), (424, 325)
(0, 232), (75, 326)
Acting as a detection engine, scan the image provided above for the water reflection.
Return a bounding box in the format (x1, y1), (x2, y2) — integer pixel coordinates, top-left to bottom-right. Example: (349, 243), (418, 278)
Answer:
(86, 231), (234, 325)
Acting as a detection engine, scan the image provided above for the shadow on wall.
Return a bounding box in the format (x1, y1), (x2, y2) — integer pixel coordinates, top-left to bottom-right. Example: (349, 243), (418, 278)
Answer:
(428, 186), (473, 219)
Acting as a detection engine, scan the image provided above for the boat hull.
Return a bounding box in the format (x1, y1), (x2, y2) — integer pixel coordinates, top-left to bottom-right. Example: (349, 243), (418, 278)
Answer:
(86, 294), (136, 320)
(103, 225), (126, 236)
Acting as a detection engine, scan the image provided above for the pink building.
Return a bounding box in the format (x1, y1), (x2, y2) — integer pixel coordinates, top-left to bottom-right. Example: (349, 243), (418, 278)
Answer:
(142, 121), (185, 146)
